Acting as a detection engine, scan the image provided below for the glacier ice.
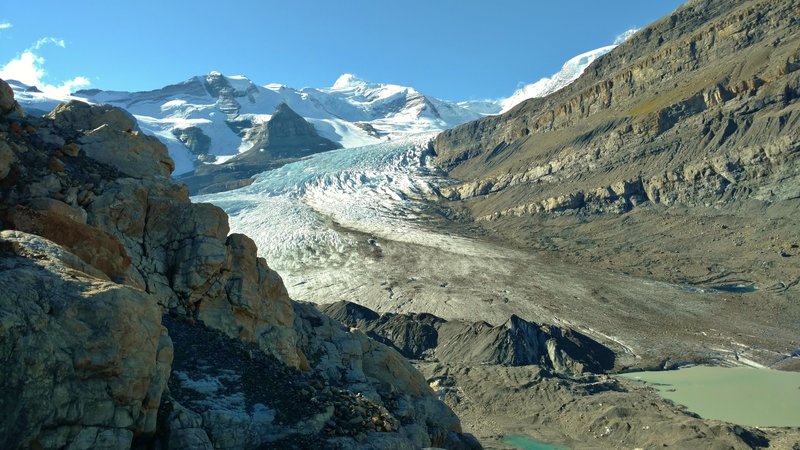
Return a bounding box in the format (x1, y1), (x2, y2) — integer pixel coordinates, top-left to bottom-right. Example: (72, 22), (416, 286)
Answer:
(195, 134), (481, 273)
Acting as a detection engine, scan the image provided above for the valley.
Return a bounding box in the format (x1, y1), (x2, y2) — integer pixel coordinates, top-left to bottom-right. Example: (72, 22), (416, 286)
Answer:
(2, 0), (799, 448)
(197, 134), (799, 448)
(199, 137), (798, 373)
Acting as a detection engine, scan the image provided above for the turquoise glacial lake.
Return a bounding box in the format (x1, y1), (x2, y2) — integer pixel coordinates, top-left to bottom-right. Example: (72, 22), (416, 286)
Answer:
(620, 365), (800, 427)
(503, 434), (566, 450)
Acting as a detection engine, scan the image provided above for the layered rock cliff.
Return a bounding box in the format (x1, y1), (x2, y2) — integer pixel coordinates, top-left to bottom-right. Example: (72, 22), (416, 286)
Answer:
(432, 0), (800, 289)
(0, 80), (479, 449)
(436, 0), (799, 212)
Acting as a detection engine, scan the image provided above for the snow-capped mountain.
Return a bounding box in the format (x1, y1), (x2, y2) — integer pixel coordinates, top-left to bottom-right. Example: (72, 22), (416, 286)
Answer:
(499, 45), (616, 113)
(499, 29), (637, 113)
(68, 72), (492, 175)
(8, 30), (636, 176)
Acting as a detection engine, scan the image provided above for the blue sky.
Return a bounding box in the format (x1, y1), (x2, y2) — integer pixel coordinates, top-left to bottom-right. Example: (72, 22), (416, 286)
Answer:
(0, 1), (685, 100)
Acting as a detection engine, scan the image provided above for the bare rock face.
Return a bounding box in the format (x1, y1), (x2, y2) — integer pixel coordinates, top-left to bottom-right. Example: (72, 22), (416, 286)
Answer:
(0, 231), (172, 450)
(0, 79), (23, 116)
(0, 78), (478, 449)
(0, 140), (15, 180)
(47, 101), (175, 178)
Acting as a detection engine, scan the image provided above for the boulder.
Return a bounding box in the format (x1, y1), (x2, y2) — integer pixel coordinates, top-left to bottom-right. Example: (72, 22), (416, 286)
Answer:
(45, 101), (174, 178)
(7, 205), (131, 282)
(47, 100), (138, 133)
(0, 231), (171, 450)
(0, 78), (22, 116)
(79, 124), (174, 178)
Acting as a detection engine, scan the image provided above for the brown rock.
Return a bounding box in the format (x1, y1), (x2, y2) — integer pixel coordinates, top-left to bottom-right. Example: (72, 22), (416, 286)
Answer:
(61, 142), (81, 157)
(0, 140), (15, 180)
(45, 102), (174, 178)
(7, 205), (131, 281)
(28, 197), (87, 224)
(0, 231), (171, 450)
(47, 100), (137, 133)
(79, 124), (175, 178)
(0, 78), (22, 116)
(48, 157), (65, 173)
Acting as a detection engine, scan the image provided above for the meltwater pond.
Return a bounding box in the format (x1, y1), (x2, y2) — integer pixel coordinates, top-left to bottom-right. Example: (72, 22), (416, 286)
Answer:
(620, 366), (800, 427)
(503, 435), (566, 450)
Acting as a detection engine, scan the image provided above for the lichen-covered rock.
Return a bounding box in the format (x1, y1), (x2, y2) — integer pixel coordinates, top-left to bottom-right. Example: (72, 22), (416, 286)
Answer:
(0, 231), (171, 450)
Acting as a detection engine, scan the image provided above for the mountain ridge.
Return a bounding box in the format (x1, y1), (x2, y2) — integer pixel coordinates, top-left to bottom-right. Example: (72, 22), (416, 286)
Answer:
(432, 0), (799, 295)
(10, 33), (635, 178)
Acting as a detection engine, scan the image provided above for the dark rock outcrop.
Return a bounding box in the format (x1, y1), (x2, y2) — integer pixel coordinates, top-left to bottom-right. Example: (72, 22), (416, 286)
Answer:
(179, 102), (341, 194)
(322, 301), (615, 374)
(172, 126), (211, 158)
(0, 79), (478, 450)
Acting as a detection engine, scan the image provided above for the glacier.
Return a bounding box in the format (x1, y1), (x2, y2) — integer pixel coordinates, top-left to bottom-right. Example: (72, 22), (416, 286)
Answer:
(195, 134), (467, 271)
(195, 135), (535, 322)
(194, 126), (712, 335)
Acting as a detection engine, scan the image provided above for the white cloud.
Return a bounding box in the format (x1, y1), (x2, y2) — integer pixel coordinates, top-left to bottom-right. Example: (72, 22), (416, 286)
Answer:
(32, 37), (66, 50)
(0, 23), (12, 30)
(0, 37), (90, 98)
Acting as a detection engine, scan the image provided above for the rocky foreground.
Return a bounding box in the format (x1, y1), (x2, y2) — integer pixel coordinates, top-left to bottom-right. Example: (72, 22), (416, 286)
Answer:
(0, 80), (481, 449)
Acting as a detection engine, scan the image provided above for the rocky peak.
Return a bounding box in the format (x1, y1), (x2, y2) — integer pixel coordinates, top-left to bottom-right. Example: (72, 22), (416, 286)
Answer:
(204, 71), (243, 115)
(265, 102), (321, 140)
(332, 73), (367, 89)
(179, 102), (344, 195)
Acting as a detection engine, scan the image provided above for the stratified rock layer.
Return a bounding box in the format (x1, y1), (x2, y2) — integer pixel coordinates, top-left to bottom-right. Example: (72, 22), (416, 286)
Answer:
(435, 0), (800, 217)
(432, 0), (800, 292)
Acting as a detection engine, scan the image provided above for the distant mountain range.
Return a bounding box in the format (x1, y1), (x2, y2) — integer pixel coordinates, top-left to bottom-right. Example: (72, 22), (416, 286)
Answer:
(9, 35), (629, 175)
